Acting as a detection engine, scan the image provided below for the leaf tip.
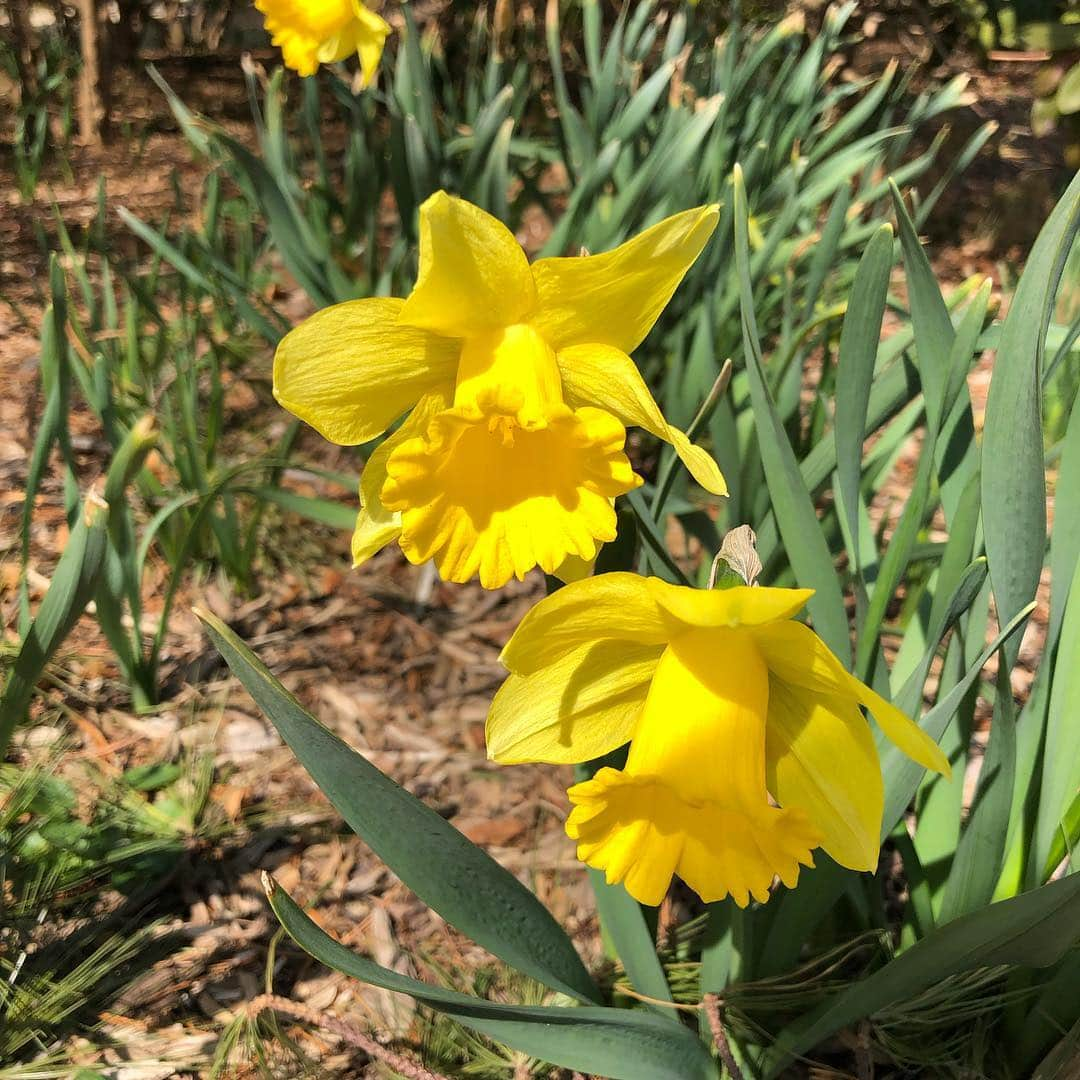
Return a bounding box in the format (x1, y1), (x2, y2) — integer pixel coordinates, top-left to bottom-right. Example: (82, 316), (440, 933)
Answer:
(261, 870), (277, 899)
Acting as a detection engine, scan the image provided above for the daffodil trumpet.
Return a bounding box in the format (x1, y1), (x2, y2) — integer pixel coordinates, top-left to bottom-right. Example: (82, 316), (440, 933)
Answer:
(273, 192), (727, 590)
(486, 573), (951, 907)
(256, 0), (390, 83)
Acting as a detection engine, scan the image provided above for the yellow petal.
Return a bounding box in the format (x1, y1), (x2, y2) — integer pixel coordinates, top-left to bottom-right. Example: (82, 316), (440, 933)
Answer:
(646, 579), (813, 631)
(352, 507), (400, 565)
(382, 403), (637, 589)
(752, 621), (952, 778)
(500, 572), (670, 675)
(399, 192), (536, 337)
(553, 552), (597, 584)
(351, 392), (448, 566)
(486, 640), (663, 764)
(530, 205), (719, 354)
(766, 680), (882, 871)
(557, 343), (727, 496)
(316, 5), (390, 84)
(354, 6), (391, 85)
(857, 680), (952, 779)
(274, 297), (459, 445)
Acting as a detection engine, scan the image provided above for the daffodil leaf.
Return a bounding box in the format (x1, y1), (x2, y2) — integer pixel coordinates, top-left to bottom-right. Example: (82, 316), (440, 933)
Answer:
(586, 867), (675, 1016)
(245, 487), (356, 531)
(982, 168), (1080, 669)
(834, 222), (895, 575)
(1007, 951), (1080, 1075)
(1033, 552), (1080, 880)
(732, 165), (850, 662)
(881, 600), (1036, 838)
(267, 877), (717, 1080)
(0, 495), (110, 758)
(761, 871), (1080, 1077)
(196, 611), (600, 1005)
(937, 659), (1017, 922)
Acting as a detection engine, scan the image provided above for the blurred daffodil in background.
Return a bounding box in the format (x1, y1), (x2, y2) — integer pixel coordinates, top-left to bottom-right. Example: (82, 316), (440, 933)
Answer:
(255, 0), (390, 82)
(274, 193), (726, 589)
(487, 573), (950, 906)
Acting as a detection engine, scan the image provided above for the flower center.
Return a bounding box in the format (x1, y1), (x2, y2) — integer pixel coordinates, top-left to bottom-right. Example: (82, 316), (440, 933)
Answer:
(453, 323), (564, 427)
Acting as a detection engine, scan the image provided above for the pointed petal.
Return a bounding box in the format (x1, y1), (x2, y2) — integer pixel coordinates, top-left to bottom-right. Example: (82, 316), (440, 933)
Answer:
(857, 681), (952, 778)
(399, 192), (536, 337)
(354, 6), (390, 85)
(352, 507), (400, 564)
(753, 621), (952, 779)
(486, 640), (663, 764)
(553, 551), (598, 584)
(530, 205), (719, 354)
(499, 572), (670, 675)
(557, 344), (727, 495)
(766, 680), (882, 871)
(352, 392), (448, 566)
(274, 297), (458, 445)
(646, 579), (813, 631)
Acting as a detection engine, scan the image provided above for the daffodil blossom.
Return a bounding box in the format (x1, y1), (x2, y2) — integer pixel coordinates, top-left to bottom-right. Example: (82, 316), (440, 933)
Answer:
(255, 0), (390, 82)
(486, 573), (951, 907)
(274, 193), (726, 589)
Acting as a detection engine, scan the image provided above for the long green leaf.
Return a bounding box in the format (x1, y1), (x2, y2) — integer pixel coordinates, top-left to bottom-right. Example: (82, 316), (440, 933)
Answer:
(0, 494), (110, 756)
(587, 869), (674, 1015)
(732, 165), (849, 660)
(762, 870), (1080, 1076)
(267, 878), (716, 1080)
(881, 601), (1036, 837)
(938, 660), (1017, 922)
(982, 170), (1080, 668)
(196, 611), (599, 1004)
(835, 223), (894, 574)
(1033, 554), (1080, 879)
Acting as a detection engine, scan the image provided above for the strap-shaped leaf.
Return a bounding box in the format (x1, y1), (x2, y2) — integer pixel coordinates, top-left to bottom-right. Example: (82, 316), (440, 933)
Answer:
(732, 165), (849, 662)
(835, 222), (894, 575)
(982, 169), (1080, 669)
(881, 601), (1035, 838)
(762, 870), (1080, 1076)
(0, 494), (110, 757)
(585, 868), (674, 1016)
(1034, 554), (1080, 879)
(196, 612), (599, 1004)
(938, 660), (1017, 922)
(267, 878), (717, 1080)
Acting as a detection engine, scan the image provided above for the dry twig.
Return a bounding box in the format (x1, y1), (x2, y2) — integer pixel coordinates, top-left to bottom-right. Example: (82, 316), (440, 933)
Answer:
(247, 993), (450, 1080)
(703, 994), (746, 1080)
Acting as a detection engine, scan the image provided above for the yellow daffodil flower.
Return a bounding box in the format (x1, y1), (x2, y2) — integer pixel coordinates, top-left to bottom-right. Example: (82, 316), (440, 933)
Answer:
(274, 193), (726, 589)
(487, 573), (951, 906)
(255, 0), (390, 82)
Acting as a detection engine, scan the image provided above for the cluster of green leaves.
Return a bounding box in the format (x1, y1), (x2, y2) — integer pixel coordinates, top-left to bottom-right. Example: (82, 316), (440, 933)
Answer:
(8, 182), (349, 713)
(144, 2), (983, 355)
(0, 29), (78, 202)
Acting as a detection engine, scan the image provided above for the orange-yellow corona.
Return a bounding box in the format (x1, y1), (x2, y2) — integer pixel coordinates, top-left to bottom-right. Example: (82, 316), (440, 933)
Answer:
(255, 0), (390, 82)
